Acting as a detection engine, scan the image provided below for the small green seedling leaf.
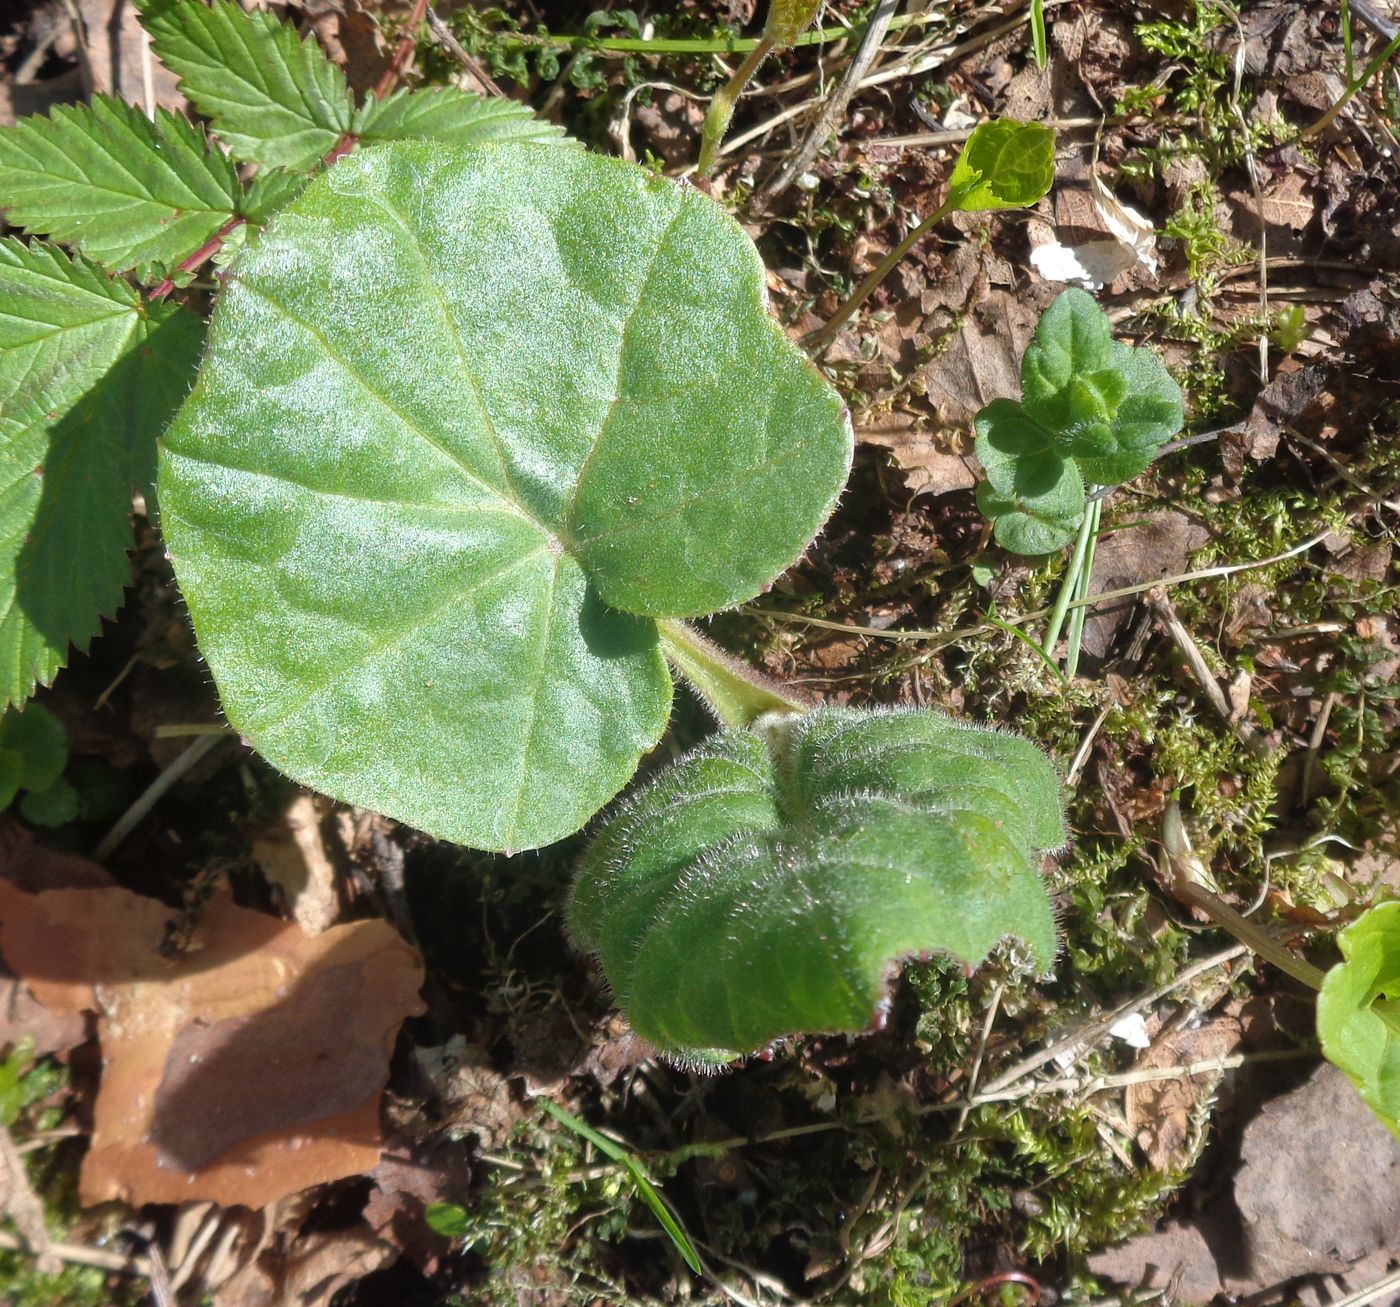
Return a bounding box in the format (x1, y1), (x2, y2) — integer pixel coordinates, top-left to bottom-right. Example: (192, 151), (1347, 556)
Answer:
(135, 0), (355, 170)
(568, 705), (1063, 1064)
(946, 119), (1056, 213)
(1318, 902), (1400, 1143)
(424, 1202), (470, 1239)
(539, 1098), (703, 1275)
(0, 239), (203, 707)
(0, 96), (241, 276)
(158, 142), (852, 852)
(0, 703), (67, 809)
(974, 288), (1183, 554)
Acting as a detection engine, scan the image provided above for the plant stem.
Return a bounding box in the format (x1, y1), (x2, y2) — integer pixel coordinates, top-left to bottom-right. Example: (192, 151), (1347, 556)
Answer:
(696, 36), (774, 177)
(1302, 25), (1400, 138)
(657, 619), (807, 729)
(805, 197), (954, 352)
(1040, 499), (1097, 662)
(1063, 495), (1101, 677)
(1174, 880), (1327, 991)
(483, 12), (940, 57)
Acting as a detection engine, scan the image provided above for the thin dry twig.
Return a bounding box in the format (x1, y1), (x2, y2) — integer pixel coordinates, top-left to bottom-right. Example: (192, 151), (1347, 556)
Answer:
(755, 0), (901, 206)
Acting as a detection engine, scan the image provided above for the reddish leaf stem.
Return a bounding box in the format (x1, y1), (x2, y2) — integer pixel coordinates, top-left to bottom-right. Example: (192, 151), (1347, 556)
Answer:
(149, 0), (432, 301)
(149, 214), (244, 300)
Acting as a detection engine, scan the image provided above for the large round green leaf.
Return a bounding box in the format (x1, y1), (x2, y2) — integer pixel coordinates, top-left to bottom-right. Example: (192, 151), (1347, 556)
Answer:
(158, 142), (852, 851)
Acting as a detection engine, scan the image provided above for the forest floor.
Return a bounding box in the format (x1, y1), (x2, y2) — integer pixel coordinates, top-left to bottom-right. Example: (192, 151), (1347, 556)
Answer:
(1, 0), (1399, 1304)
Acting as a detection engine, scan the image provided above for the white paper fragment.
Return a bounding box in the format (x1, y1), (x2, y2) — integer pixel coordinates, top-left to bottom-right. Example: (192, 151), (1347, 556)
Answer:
(1108, 1012), (1153, 1050)
(1030, 173), (1160, 290)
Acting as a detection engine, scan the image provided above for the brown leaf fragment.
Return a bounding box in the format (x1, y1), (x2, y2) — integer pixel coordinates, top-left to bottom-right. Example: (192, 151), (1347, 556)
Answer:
(858, 411), (977, 499)
(252, 793), (344, 936)
(922, 278), (1059, 432)
(1124, 1011), (1243, 1172)
(0, 864), (424, 1209)
(1080, 511), (1210, 667)
(0, 972), (89, 1057)
(1087, 1221), (1224, 1304)
(415, 1037), (524, 1151)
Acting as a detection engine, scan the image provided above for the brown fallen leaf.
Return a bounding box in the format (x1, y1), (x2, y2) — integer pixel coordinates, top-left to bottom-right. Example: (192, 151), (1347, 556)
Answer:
(857, 411), (977, 499)
(0, 972), (89, 1057)
(0, 855), (424, 1208)
(1124, 1009), (1244, 1172)
(252, 793), (344, 936)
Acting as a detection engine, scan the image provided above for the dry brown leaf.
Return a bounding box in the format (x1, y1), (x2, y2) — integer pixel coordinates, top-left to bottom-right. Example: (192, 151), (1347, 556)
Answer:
(0, 972), (88, 1057)
(252, 793), (344, 936)
(0, 861), (424, 1208)
(1081, 511), (1210, 667)
(415, 1037), (523, 1150)
(858, 411), (976, 499)
(212, 1223), (396, 1307)
(923, 292), (1033, 425)
(1124, 1010), (1244, 1172)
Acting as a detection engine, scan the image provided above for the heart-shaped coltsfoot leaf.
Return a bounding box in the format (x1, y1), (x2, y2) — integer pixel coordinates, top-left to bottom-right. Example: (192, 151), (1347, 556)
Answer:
(568, 705), (1065, 1064)
(157, 142), (852, 852)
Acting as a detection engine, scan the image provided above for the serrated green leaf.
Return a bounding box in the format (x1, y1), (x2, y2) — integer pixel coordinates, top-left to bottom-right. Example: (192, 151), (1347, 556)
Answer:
(0, 239), (203, 706)
(1318, 902), (1400, 1143)
(157, 142), (852, 852)
(136, 0), (354, 170)
(240, 168), (312, 225)
(0, 96), (242, 276)
(764, 0), (821, 46)
(1020, 286), (1113, 404)
(946, 119), (1056, 213)
(568, 706), (1062, 1063)
(352, 87), (567, 149)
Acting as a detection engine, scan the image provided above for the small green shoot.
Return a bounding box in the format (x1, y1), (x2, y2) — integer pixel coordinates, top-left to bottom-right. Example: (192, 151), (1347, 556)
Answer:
(808, 119), (1055, 350)
(696, 0), (821, 177)
(1029, 0), (1049, 69)
(424, 1201), (471, 1238)
(975, 288), (1183, 556)
(1317, 902), (1400, 1143)
(538, 1098), (704, 1275)
(0, 704), (78, 826)
(568, 705), (1063, 1063)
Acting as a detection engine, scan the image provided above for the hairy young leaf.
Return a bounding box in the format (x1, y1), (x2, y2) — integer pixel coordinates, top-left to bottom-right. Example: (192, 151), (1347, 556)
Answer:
(946, 119), (1056, 213)
(974, 289), (1182, 553)
(1318, 902), (1400, 1143)
(157, 142), (852, 852)
(0, 240), (203, 707)
(136, 0), (354, 170)
(569, 706), (1063, 1063)
(352, 87), (567, 149)
(0, 96), (242, 275)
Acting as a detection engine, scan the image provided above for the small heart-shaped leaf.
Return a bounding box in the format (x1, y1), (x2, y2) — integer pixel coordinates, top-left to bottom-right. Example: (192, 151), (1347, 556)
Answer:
(945, 119), (1056, 213)
(568, 706), (1063, 1063)
(1318, 902), (1400, 1143)
(158, 142), (852, 852)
